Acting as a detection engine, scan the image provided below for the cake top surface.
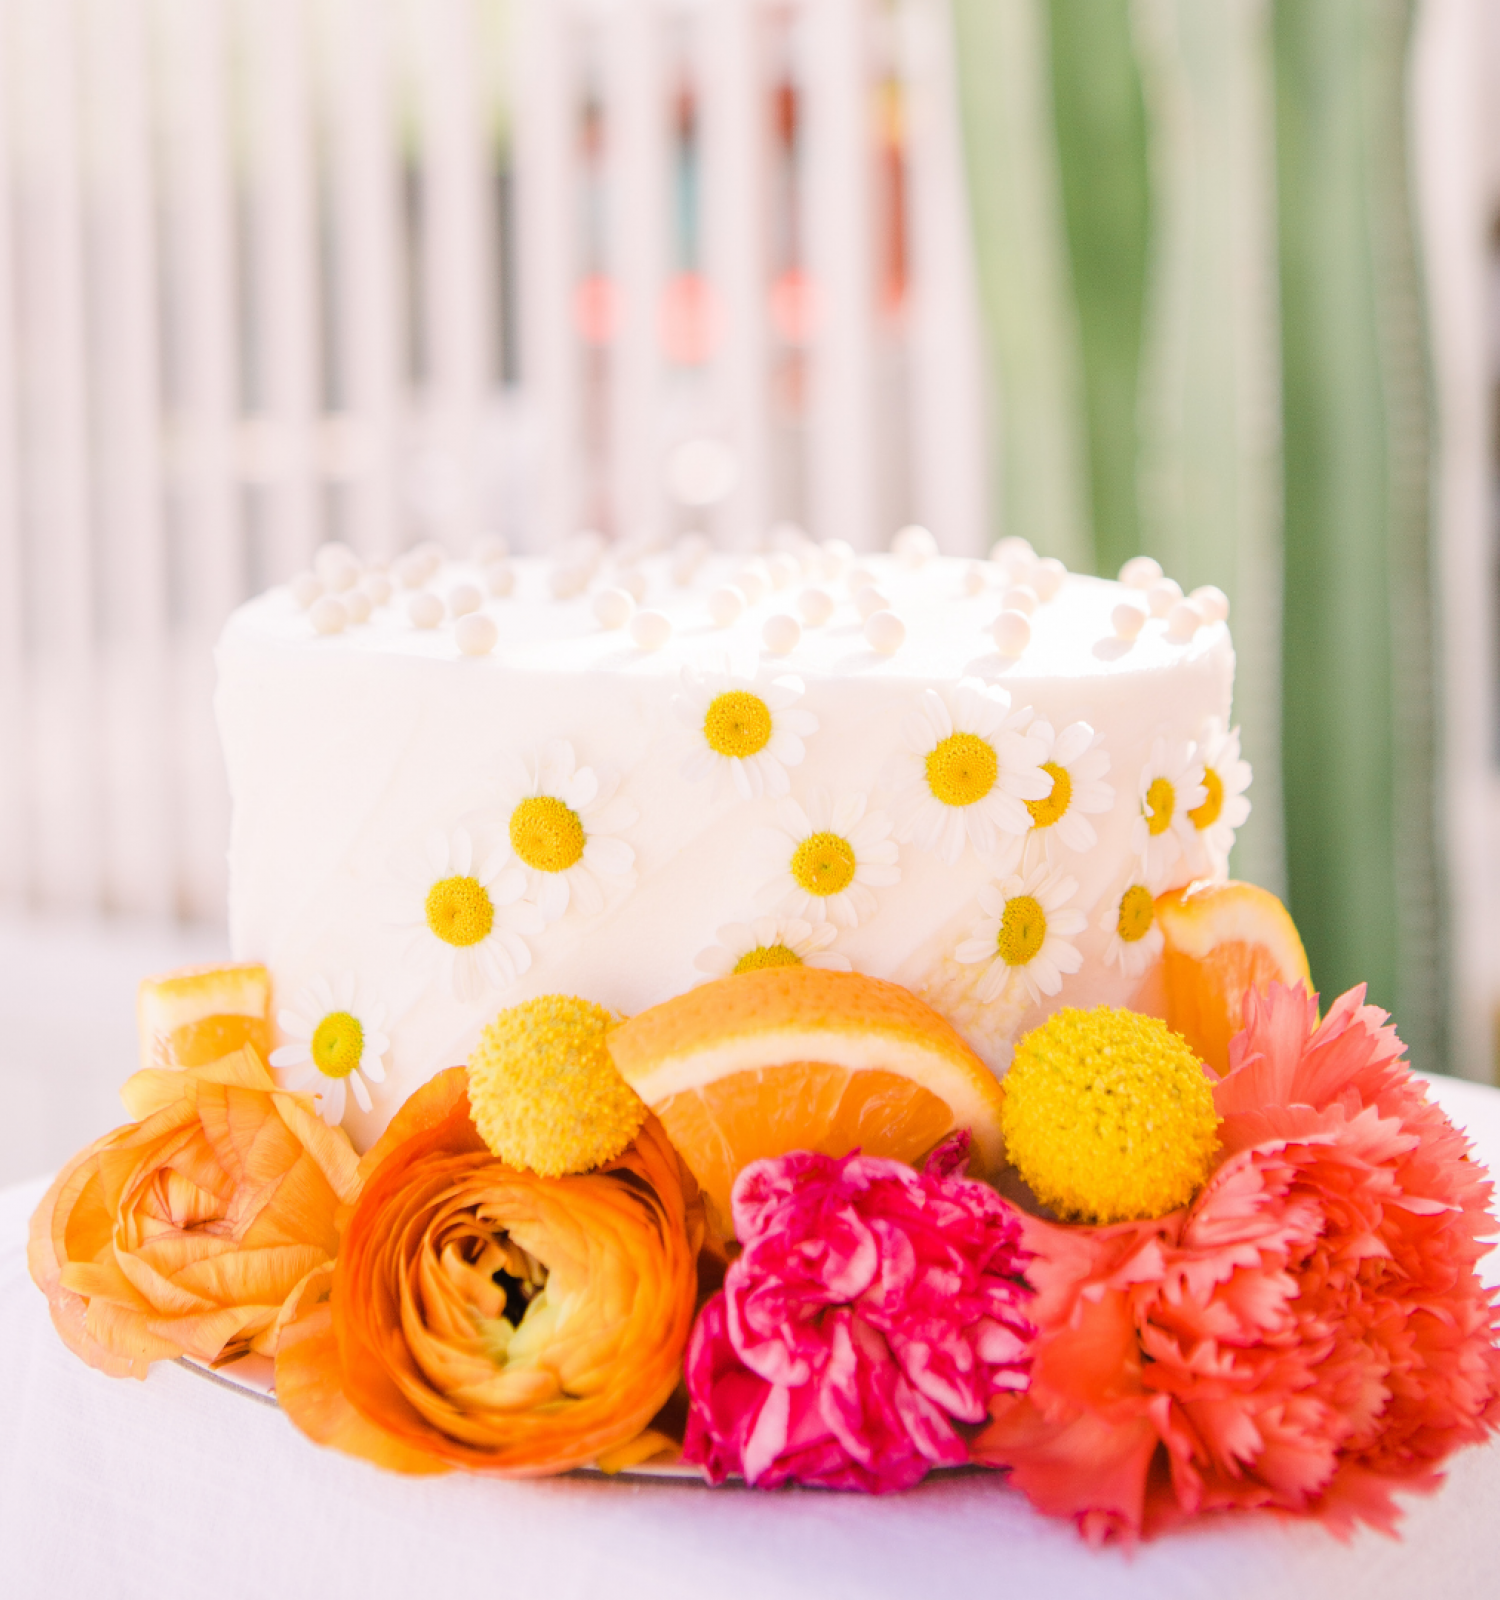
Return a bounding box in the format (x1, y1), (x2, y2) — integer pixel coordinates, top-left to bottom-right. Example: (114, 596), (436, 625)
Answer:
(220, 540), (1228, 687)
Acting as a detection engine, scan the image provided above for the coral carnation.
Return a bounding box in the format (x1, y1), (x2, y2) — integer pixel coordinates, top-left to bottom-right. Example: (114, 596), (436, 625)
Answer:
(683, 1134), (1033, 1491)
(975, 983), (1500, 1542)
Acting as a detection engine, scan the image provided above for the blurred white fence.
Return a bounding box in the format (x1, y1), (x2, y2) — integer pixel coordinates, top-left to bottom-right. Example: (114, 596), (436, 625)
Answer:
(0, 0), (987, 923)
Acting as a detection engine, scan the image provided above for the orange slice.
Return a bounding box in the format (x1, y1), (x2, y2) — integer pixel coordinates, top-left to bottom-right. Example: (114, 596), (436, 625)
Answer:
(137, 963), (272, 1072)
(607, 968), (1005, 1236)
(1155, 880), (1312, 1074)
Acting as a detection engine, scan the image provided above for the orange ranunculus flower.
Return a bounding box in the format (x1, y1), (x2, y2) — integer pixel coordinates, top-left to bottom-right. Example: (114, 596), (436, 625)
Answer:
(28, 1046), (361, 1378)
(275, 1067), (704, 1477)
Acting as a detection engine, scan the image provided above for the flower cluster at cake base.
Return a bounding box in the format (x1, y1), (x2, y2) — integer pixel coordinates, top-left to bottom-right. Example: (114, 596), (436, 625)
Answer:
(25, 890), (1500, 1547)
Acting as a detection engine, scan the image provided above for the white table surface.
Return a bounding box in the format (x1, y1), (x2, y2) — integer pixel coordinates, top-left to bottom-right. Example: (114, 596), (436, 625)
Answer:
(4, 1073), (1500, 1600)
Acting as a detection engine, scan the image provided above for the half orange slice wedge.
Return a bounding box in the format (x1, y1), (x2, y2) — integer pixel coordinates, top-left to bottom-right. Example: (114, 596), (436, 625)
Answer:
(137, 962), (271, 1072)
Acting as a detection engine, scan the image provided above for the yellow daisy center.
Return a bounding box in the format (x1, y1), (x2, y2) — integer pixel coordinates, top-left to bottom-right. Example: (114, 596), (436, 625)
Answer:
(732, 943), (803, 974)
(1189, 766), (1224, 830)
(310, 1011), (364, 1079)
(1144, 776), (1175, 836)
(1001, 1006), (1219, 1224)
(426, 875), (495, 948)
(1116, 885), (1155, 943)
(704, 690), (774, 759)
(510, 795), (586, 873)
(467, 995), (646, 1176)
(926, 732), (997, 808)
(790, 832), (857, 898)
(997, 894), (1047, 966)
(1025, 761), (1073, 829)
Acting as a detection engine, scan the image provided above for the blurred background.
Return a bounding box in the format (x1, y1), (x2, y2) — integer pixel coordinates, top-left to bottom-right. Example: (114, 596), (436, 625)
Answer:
(0, 0), (1496, 1184)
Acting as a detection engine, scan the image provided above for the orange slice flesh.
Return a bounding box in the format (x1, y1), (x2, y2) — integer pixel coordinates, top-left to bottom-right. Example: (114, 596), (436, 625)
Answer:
(1156, 880), (1312, 1074)
(608, 968), (1005, 1236)
(137, 963), (272, 1073)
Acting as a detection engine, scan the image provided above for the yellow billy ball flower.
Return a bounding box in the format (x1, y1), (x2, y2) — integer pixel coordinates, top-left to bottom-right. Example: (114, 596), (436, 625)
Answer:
(468, 996), (647, 1177)
(1001, 1006), (1218, 1224)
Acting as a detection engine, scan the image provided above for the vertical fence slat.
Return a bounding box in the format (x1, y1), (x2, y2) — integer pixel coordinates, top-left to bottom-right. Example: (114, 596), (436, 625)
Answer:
(13, 0), (99, 909)
(701, 0), (768, 553)
(239, 0), (320, 584)
(0, 0), (26, 903)
(604, 0), (666, 550)
(802, 0), (877, 549)
(514, 0), (575, 549)
(83, 0), (171, 917)
(412, 0), (490, 552)
(156, 0), (238, 921)
(323, 0), (401, 560)
(901, 0), (986, 556)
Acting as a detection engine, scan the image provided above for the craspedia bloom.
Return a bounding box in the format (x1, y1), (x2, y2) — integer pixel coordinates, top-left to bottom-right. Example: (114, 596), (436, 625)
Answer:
(1001, 1007), (1219, 1223)
(468, 996), (647, 1177)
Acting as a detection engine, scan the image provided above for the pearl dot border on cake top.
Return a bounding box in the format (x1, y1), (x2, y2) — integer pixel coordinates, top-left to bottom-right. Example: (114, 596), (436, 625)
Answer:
(281, 527), (1229, 679)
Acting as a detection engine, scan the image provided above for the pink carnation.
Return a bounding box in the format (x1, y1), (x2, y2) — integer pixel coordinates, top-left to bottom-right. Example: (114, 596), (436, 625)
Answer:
(682, 1134), (1034, 1492)
(975, 983), (1500, 1544)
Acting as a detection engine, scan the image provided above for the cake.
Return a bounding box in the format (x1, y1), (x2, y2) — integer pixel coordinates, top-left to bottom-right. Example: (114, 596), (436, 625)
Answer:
(33, 528), (1500, 1537)
(214, 534), (1243, 1147)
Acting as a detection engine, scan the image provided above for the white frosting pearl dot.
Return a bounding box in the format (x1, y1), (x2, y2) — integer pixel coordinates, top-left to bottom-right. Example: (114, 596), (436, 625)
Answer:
(408, 592), (444, 629)
(1165, 602), (1204, 643)
(393, 552), (430, 589)
(473, 534), (508, 565)
(708, 586), (745, 627)
(847, 566), (878, 593)
(1120, 555), (1163, 589)
(455, 613), (498, 655)
(797, 586), (835, 626)
(735, 565), (769, 605)
(615, 567), (647, 602)
(309, 595), (348, 635)
(592, 587), (636, 630)
(344, 590), (373, 625)
(485, 561), (515, 597)
(314, 541), (359, 586)
(629, 609), (673, 651)
(820, 539), (854, 580)
(1031, 557), (1066, 601)
(1148, 578), (1184, 618)
(360, 571), (392, 606)
(762, 613), (801, 655)
(1001, 585), (1038, 615)
(855, 586), (891, 621)
(893, 523), (938, 565)
(1112, 602), (1147, 639)
(289, 573), (323, 610)
(448, 583), (482, 617)
(1190, 584), (1230, 623)
(962, 563), (987, 597)
(990, 610), (1031, 657)
(550, 563), (591, 599)
(864, 610), (906, 655)
(766, 553), (799, 590)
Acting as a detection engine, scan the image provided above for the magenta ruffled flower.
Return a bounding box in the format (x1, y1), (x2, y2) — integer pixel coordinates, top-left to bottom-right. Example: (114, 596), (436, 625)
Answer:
(682, 1135), (1034, 1492)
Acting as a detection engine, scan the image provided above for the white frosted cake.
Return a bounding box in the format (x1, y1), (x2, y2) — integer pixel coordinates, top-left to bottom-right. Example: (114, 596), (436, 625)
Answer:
(216, 536), (1246, 1150)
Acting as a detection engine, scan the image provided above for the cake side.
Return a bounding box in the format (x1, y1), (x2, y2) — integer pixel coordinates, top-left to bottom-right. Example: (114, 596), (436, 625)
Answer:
(217, 548), (1238, 1148)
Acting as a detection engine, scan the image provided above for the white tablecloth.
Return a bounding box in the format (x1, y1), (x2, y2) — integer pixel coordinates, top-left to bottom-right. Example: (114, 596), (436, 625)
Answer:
(5, 1075), (1500, 1600)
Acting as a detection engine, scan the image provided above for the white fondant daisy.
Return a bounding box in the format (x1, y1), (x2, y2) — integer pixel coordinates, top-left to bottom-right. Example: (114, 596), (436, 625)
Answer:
(1184, 718), (1252, 878)
(759, 790), (900, 929)
(889, 681), (1049, 865)
(1099, 880), (1165, 979)
(395, 827), (544, 1004)
(1133, 736), (1206, 889)
(270, 975), (390, 1126)
(953, 863), (1087, 1006)
(1021, 718), (1114, 858)
(674, 667), (819, 801)
(694, 917), (851, 978)
(493, 740), (638, 922)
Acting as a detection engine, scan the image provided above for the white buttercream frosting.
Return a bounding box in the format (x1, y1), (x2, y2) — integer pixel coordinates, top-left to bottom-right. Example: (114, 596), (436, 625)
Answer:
(216, 550), (1238, 1149)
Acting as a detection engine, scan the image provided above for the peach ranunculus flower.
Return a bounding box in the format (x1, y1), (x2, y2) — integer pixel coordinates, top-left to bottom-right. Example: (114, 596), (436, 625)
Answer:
(28, 1046), (361, 1378)
(275, 1067), (704, 1477)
